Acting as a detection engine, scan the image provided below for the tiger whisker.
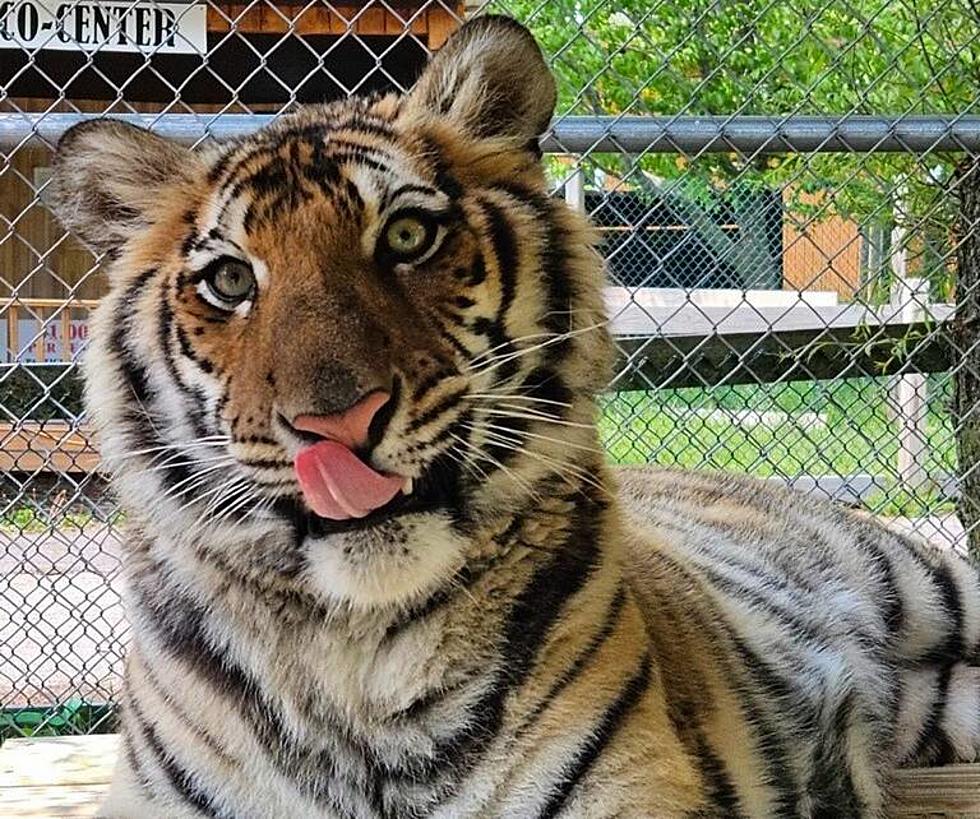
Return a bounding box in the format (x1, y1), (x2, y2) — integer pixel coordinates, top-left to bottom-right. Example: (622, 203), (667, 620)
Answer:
(465, 392), (574, 410)
(474, 418), (603, 453)
(449, 432), (541, 501)
(474, 406), (595, 430)
(467, 321), (606, 376)
(462, 423), (607, 497)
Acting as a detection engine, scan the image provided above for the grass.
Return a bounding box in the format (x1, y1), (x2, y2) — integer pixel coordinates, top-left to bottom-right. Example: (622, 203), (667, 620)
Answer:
(0, 376), (957, 530)
(599, 375), (958, 516)
(0, 506), (110, 533)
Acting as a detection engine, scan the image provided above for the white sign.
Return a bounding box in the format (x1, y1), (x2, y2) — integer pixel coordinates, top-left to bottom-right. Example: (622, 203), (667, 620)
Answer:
(1, 318), (90, 363)
(0, 1), (207, 54)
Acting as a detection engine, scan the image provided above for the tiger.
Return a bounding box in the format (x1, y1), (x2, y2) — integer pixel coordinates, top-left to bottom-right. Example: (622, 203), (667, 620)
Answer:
(47, 14), (980, 819)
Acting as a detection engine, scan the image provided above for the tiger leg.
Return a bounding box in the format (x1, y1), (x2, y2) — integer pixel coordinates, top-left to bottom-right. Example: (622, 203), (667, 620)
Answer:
(894, 663), (980, 766)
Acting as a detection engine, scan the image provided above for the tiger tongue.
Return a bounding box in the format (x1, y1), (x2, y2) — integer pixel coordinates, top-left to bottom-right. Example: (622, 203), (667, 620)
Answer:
(294, 440), (403, 520)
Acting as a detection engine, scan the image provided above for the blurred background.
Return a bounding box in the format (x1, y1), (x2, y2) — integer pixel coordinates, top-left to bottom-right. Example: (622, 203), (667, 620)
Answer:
(1, 0), (978, 737)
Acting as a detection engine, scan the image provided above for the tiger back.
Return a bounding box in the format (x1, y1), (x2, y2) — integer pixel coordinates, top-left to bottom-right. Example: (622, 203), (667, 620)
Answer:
(48, 15), (980, 818)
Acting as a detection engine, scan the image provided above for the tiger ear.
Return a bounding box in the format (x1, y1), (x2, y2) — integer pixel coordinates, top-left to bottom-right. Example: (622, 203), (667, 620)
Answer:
(405, 15), (556, 145)
(49, 119), (199, 255)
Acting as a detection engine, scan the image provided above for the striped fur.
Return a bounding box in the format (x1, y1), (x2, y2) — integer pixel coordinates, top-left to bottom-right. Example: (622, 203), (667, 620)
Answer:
(49, 15), (980, 818)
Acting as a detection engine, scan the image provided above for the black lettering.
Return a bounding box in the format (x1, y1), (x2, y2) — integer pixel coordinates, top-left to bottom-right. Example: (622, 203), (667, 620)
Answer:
(72, 3), (89, 44)
(116, 7), (128, 45)
(92, 4), (109, 42)
(155, 7), (175, 47)
(54, 4), (70, 42)
(17, 2), (38, 40)
(134, 5), (150, 46)
(0, 3), (13, 40)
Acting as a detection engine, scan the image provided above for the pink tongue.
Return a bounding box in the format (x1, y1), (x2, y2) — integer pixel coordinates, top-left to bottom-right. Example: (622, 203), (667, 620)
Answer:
(294, 441), (403, 520)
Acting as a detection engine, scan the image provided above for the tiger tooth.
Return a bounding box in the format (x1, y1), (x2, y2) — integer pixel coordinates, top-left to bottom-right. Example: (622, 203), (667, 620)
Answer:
(402, 477), (414, 496)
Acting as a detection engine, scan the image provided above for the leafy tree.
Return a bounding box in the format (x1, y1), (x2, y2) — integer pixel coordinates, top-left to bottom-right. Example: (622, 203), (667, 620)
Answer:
(487, 0), (980, 294)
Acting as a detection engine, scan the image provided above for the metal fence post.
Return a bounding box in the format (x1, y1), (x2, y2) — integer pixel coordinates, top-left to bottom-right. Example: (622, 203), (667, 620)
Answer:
(564, 163), (585, 213)
(892, 276), (930, 490)
(954, 160), (980, 558)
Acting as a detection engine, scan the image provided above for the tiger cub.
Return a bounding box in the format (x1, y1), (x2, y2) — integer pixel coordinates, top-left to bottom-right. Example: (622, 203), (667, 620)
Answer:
(50, 14), (980, 819)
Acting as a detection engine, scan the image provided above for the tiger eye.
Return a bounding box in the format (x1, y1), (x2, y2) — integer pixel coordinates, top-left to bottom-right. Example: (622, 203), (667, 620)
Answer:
(207, 259), (255, 303)
(385, 216), (431, 257)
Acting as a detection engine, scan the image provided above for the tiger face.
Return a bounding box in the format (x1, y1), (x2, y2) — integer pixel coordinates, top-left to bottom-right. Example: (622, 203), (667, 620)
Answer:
(50, 16), (612, 610)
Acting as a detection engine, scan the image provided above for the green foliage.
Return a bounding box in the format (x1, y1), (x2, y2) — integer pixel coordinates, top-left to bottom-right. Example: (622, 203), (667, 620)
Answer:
(0, 365), (85, 420)
(492, 0), (980, 290)
(0, 700), (116, 743)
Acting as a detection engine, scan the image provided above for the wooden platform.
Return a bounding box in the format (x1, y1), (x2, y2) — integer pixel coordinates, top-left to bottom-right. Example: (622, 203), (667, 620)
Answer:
(0, 422), (99, 474)
(1, 735), (979, 817)
(0, 735), (115, 817)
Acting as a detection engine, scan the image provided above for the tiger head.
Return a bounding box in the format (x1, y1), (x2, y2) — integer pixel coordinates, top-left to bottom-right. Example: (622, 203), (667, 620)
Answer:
(49, 16), (612, 610)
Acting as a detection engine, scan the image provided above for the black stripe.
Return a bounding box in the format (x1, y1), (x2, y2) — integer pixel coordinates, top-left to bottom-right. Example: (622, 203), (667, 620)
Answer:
(519, 368), (574, 409)
(911, 664), (956, 764)
(727, 635), (804, 817)
(537, 653), (653, 818)
(320, 149), (389, 175)
(926, 560), (965, 663)
(130, 566), (394, 813)
(414, 132), (463, 200)
(644, 548), (799, 816)
(419, 493), (604, 788)
(121, 725), (152, 790)
(408, 387), (468, 432)
(481, 412), (530, 468)
(411, 368), (459, 404)
(856, 531), (904, 638)
(478, 198), (520, 383)
(807, 691), (863, 818)
(128, 694), (227, 818)
(437, 324), (477, 361)
(522, 584), (626, 728)
(493, 182), (578, 361)
(690, 732), (743, 817)
(136, 648), (233, 765)
(175, 320), (216, 375)
(456, 255), (488, 287)
(157, 278), (210, 438)
(468, 494), (601, 720)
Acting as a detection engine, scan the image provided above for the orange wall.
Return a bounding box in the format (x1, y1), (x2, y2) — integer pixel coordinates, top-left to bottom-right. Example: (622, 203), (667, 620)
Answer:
(782, 189), (861, 298)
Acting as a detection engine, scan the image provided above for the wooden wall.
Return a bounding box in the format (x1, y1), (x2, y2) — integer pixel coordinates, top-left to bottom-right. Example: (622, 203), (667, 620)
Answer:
(781, 189), (862, 298)
(0, 2), (464, 304)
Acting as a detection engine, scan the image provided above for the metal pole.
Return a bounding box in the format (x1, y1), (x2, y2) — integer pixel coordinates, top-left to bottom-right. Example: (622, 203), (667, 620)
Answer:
(2, 113), (980, 154)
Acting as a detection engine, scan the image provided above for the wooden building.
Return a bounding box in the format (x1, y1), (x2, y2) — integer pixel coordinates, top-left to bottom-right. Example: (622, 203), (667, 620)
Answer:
(0, 1), (463, 361)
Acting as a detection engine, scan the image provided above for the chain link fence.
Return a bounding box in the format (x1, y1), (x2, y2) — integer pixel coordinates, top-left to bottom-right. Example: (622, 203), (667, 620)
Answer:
(1, 0), (978, 736)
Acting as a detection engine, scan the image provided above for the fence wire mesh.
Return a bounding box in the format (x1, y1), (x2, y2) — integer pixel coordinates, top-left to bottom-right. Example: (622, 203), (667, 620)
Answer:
(1, 0), (979, 735)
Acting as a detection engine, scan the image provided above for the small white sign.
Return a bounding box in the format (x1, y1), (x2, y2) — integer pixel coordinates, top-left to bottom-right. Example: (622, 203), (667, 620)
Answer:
(0, 1), (207, 54)
(1, 318), (90, 363)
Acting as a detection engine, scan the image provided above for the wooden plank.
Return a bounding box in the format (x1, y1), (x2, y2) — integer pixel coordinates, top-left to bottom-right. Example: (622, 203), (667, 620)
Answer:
(426, 7), (457, 49)
(0, 422), (100, 474)
(0, 735), (978, 817)
(0, 784), (105, 817)
(605, 287), (954, 339)
(1, 735), (117, 787)
(0, 735), (114, 817)
(889, 764), (980, 815)
(611, 318), (955, 390)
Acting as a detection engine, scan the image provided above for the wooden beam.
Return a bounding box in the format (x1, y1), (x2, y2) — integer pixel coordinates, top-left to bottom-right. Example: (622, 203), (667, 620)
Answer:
(205, 3), (459, 38)
(0, 422), (100, 474)
(610, 318), (957, 391)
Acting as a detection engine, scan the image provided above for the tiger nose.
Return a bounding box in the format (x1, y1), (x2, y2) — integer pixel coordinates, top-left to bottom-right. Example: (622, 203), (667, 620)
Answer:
(290, 391), (391, 451)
